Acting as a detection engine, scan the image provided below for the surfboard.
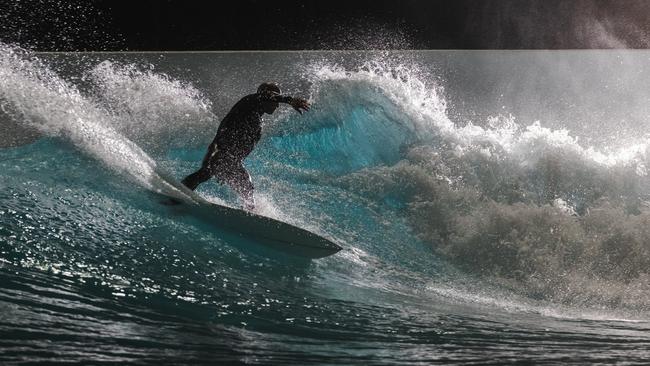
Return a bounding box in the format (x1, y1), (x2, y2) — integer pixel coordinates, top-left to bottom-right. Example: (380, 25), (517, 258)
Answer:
(148, 169), (342, 259)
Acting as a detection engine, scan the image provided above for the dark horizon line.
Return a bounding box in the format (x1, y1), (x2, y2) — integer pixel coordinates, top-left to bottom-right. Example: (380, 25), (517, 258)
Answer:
(30, 48), (650, 54)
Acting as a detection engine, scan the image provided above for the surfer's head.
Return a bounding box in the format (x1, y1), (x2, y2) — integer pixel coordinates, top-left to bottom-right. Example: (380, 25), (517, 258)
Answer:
(258, 82), (281, 96)
(258, 82), (281, 114)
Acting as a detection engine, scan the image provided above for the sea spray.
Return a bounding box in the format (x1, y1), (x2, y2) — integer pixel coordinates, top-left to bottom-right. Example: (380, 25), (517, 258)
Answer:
(86, 60), (216, 154)
(303, 60), (650, 311)
(0, 43), (156, 187)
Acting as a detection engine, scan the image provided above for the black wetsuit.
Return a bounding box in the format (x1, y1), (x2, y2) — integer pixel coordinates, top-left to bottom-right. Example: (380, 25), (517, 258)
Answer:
(181, 92), (293, 207)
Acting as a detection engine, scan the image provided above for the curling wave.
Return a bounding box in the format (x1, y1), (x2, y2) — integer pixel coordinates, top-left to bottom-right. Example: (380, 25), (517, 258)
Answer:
(3, 42), (650, 318)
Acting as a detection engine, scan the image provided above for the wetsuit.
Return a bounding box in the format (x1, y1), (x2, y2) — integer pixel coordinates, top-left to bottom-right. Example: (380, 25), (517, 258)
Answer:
(181, 92), (293, 207)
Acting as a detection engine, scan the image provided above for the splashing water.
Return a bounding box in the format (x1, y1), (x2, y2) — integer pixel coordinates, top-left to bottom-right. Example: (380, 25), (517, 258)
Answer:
(3, 44), (650, 363)
(0, 44), (157, 187)
(301, 61), (650, 310)
(86, 60), (216, 153)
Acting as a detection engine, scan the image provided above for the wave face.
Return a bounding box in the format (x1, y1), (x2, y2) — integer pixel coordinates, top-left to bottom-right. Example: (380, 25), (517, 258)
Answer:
(3, 45), (650, 363)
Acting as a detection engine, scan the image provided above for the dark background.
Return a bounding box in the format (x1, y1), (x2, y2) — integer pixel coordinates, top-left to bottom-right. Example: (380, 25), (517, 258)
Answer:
(1, 0), (650, 51)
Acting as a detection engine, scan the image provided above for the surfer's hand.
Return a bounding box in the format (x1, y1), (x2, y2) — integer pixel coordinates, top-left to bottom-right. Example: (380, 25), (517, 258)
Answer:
(290, 98), (310, 114)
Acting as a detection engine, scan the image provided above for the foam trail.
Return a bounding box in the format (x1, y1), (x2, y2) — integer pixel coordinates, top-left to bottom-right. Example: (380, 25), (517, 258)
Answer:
(0, 44), (161, 189)
(86, 60), (216, 153)
(0, 43), (204, 205)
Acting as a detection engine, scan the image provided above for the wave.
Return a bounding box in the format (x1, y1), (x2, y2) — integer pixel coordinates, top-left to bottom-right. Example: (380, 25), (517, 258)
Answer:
(301, 62), (650, 311)
(4, 42), (650, 314)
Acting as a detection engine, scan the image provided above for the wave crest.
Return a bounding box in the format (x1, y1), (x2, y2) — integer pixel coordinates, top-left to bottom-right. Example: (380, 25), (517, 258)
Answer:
(312, 58), (650, 311)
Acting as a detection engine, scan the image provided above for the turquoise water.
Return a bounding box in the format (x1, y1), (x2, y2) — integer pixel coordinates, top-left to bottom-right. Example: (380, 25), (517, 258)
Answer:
(3, 45), (650, 364)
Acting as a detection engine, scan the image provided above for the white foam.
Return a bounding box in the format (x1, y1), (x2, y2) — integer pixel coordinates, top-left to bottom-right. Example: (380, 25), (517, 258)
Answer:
(307, 58), (650, 313)
(0, 44), (157, 188)
(87, 60), (216, 153)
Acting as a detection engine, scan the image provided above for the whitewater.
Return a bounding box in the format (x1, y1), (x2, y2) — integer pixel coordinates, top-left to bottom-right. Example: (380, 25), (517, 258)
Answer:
(2, 44), (650, 363)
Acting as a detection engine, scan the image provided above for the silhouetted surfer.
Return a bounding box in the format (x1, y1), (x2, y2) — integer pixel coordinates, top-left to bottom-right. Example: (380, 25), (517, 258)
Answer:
(182, 83), (310, 210)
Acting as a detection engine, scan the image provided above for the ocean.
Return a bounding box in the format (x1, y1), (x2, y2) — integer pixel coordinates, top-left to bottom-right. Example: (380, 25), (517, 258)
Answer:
(2, 43), (650, 364)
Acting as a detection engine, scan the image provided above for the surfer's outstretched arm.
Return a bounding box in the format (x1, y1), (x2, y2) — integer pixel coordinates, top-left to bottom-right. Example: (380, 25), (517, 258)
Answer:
(263, 94), (311, 114)
(288, 97), (310, 114)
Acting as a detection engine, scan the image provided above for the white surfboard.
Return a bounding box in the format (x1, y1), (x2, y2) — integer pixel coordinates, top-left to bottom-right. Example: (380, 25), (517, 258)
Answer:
(149, 169), (342, 259)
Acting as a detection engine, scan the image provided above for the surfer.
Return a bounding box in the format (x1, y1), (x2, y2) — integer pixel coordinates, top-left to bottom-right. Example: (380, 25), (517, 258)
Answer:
(181, 83), (310, 210)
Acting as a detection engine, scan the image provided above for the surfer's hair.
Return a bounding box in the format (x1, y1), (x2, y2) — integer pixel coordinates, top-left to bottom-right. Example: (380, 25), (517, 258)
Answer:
(257, 82), (281, 96)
